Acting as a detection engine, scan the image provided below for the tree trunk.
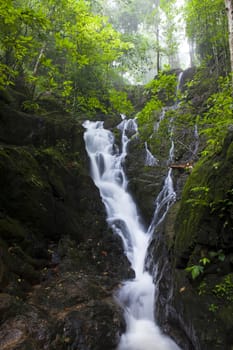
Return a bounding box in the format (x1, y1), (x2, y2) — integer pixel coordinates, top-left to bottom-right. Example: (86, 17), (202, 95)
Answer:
(31, 44), (46, 99)
(33, 44), (46, 76)
(189, 39), (195, 67)
(156, 27), (160, 73)
(225, 0), (233, 74)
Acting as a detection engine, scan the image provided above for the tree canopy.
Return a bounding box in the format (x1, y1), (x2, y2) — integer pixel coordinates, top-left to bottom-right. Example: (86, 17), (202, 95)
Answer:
(0, 0), (232, 116)
(184, 0), (229, 71)
(0, 0), (133, 114)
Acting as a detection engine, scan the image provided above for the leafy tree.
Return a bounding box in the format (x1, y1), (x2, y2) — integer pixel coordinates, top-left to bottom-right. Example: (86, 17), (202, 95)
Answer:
(225, 0), (233, 77)
(0, 0), (48, 87)
(0, 0), (132, 115)
(160, 0), (180, 69)
(103, 0), (181, 81)
(199, 74), (233, 155)
(184, 0), (229, 71)
(136, 70), (177, 140)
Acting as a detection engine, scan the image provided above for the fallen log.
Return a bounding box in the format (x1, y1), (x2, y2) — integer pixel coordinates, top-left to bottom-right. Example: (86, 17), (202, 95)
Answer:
(169, 161), (193, 170)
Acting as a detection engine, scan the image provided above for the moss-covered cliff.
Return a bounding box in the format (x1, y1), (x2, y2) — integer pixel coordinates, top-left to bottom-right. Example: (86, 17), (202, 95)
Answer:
(152, 129), (233, 350)
(172, 130), (233, 349)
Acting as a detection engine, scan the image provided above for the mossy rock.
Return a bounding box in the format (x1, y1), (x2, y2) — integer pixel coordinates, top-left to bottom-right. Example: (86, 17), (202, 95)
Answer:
(165, 130), (233, 348)
(174, 131), (233, 263)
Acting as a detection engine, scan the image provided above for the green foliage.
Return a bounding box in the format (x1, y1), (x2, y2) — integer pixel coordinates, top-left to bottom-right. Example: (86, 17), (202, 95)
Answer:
(184, 0), (229, 68)
(76, 96), (108, 115)
(109, 89), (134, 115)
(199, 74), (233, 156)
(0, 64), (16, 87)
(199, 257), (210, 266)
(0, 1), (48, 86)
(213, 274), (233, 301)
(198, 281), (207, 295)
(134, 71), (178, 156)
(186, 248), (228, 282)
(186, 186), (210, 207)
(186, 264), (204, 280)
(209, 189), (233, 230)
(118, 33), (153, 83)
(176, 64), (232, 160)
(137, 99), (163, 125)
(158, 0), (180, 68)
(101, 0), (181, 80)
(0, 0), (132, 114)
(22, 100), (40, 113)
(186, 257), (210, 279)
(137, 71), (177, 130)
(146, 71), (177, 103)
(208, 303), (219, 312)
(209, 250), (226, 262)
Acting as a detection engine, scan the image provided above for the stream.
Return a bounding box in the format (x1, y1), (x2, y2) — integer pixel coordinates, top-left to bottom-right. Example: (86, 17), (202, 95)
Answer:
(83, 116), (181, 350)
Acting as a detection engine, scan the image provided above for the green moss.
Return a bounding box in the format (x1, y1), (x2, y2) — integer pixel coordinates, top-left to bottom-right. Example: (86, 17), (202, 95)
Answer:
(42, 147), (65, 164)
(0, 146), (47, 189)
(174, 134), (233, 261)
(36, 149), (67, 196)
(164, 202), (181, 249)
(226, 142), (233, 161)
(174, 159), (210, 256)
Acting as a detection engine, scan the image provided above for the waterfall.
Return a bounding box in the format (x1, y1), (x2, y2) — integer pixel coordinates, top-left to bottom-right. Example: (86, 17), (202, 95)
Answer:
(193, 124), (199, 156)
(147, 140), (176, 235)
(176, 71), (183, 95)
(83, 119), (180, 350)
(145, 142), (158, 166)
(147, 70), (183, 234)
(154, 107), (166, 132)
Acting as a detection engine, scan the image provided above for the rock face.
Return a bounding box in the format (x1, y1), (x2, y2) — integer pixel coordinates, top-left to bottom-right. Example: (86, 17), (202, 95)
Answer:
(0, 96), (131, 349)
(149, 130), (233, 350)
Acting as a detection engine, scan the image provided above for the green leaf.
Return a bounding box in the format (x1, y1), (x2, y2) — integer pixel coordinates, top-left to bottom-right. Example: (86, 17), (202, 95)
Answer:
(186, 265), (204, 279)
(199, 257), (210, 266)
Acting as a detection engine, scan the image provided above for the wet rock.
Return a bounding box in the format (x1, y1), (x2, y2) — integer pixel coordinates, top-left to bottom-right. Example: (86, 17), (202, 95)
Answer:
(124, 137), (166, 225)
(0, 293), (14, 318)
(54, 300), (124, 350)
(152, 129), (233, 349)
(0, 234), (128, 350)
(0, 321), (27, 350)
(0, 97), (131, 349)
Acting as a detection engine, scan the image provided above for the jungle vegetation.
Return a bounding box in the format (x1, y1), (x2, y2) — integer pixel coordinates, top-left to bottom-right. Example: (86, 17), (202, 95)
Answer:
(0, 0), (232, 145)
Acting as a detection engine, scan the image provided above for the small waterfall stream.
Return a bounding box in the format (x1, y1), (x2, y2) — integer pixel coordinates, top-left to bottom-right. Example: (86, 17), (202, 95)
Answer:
(145, 142), (158, 166)
(83, 117), (180, 350)
(147, 140), (176, 236)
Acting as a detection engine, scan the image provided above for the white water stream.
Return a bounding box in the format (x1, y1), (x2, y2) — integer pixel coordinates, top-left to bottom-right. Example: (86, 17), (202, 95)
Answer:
(145, 141), (158, 166)
(83, 118), (180, 350)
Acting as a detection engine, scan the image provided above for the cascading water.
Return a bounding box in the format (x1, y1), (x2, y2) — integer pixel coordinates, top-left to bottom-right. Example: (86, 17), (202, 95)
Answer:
(147, 140), (176, 236)
(154, 107), (166, 133)
(193, 124), (199, 156)
(145, 142), (158, 166)
(83, 118), (180, 350)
